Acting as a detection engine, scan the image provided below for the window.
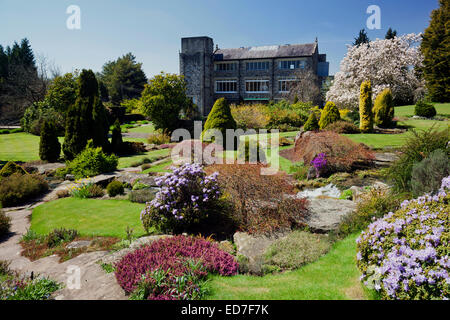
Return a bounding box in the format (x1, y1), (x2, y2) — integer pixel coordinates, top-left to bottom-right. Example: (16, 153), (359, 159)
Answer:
(215, 62), (237, 71)
(245, 80), (269, 93)
(246, 61), (269, 71)
(215, 80), (237, 93)
(278, 79), (296, 92)
(278, 60), (306, 70)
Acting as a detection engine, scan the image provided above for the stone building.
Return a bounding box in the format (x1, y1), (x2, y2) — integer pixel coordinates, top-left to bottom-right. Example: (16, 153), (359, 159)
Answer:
(179, 36), (329, 117)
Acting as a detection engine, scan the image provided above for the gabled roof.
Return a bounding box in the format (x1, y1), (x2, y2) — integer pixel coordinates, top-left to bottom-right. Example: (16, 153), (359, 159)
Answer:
(215, 43), (317, 60)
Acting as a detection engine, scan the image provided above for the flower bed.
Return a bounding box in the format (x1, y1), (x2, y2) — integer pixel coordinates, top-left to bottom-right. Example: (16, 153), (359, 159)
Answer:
(356, 176), (450, 300)
(115, 236), (238, 300)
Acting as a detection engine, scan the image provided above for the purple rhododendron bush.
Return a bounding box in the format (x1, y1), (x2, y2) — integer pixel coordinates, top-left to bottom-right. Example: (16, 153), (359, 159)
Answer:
(140, 163), (235, 237)
(115, 235), (238, 300)
(356, 176), (450, 300)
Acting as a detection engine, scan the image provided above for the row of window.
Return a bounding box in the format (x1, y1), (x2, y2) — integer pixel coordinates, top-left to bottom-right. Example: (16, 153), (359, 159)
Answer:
(215, 79), (297, 93)
(215, 60), (307, 72)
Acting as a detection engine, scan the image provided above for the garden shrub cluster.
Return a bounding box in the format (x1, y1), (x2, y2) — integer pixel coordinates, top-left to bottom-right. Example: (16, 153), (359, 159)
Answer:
(59, 144), (118, 179)
(147, 130), (171, 145)
(357, 176), (450, 300)
(0, 161), (27, 177)
(204, 164), (308, 235)
(325, 120), (360, 134)
(141, 163), (234, 237)
(46, 228), (78, 248)
(230, 104), (268, 130)
(0, 209), (11, 238)
(0, 261), (61, 300)
(0, 173), (49, 207)
(415, 101), (437, 118)
(387, 127), (449, 193)
(263, 231), (331, 271)
(292, 131), (375, 176)
(115, 235), (238, 300)
(70, 181), (104, 198)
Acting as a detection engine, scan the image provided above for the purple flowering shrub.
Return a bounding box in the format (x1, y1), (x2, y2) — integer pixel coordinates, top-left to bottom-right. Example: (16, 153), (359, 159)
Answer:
(115, 235), (238, 300)
(310, 153), (327, 178)
(140, 163), (232, 235)
(356, 176), (450, 300)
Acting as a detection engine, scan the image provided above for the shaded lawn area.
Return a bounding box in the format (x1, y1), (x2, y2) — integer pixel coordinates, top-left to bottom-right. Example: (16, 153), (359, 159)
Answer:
(31, 198), (148, 239)
(206, 233), (378, 300)
(0, 132), (64, 163)
(126, 124), (156, 134)
(118, 148), (171, 168)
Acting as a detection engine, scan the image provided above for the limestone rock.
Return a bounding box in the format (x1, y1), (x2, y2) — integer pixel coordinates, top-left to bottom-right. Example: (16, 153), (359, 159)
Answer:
(66, 240), (92, 249)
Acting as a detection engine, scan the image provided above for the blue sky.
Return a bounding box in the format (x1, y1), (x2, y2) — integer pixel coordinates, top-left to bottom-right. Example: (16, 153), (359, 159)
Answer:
(0, 0), (438, 77)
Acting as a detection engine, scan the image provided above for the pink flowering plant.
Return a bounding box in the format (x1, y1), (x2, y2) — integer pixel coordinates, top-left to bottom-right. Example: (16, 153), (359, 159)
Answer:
(356, 176), (450, 300)
(115, 235), (238, 300)
(140, 163), (224, 234)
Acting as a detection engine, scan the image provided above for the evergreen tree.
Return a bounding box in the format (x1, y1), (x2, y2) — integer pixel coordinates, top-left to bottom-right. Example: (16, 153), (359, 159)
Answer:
(111, 118), (123, 154)
(202, 98), (237, 149)
(304, 113), (319, 131)
(98, 80), (109, 102)
(353, 29), (370, 46)
(318, 101), (340, 130)
(92, 97), (110, 152)
(39, 120), (61, 162)
(385, 28), (398, 39)
(359, 81), (373, 133)
(420, 0), (450, 102)
(373, 88), (395, 127)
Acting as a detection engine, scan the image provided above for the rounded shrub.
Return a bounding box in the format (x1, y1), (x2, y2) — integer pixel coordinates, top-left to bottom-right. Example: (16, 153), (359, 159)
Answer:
(202, 98), (237, 149)
(115, 235), (238, 299)
(356, 176), (450, 300)
(0, 161), (27, 178)
(318, 101), (340, 130)
(106, 180), (124, 197)
(303, 113), (319, 131)
(359, 81), (373, 133)
(415, 101), (437, 118)
(325, 120), (360, 134)
(373, 88), (394, 127)
(0, 173), (49, 207)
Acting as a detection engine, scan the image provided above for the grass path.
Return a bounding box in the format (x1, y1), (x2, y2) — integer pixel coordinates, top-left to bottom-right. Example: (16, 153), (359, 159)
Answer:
(31, 198), (147, 238)
(206, 233), (378, 300)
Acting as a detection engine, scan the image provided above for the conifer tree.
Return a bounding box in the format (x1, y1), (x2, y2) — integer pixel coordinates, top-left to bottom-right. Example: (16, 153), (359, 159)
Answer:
(385, 28), (398, 40)
(111, 118), (123, 154)
(318, 101), (340, 130)
(202, 98), (237, 149)
(359, 81), (373, 133)
(92, 97), (110, 152)
(420, 0), (450, 102)
(353, 29), (370, 46)
(39, 120), (61, 162)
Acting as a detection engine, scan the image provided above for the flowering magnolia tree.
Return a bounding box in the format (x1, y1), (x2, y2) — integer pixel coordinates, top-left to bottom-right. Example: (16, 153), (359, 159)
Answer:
(327, 34), (425, 109)
(140, 163), (223, 234)
(356, 176), (450, 300)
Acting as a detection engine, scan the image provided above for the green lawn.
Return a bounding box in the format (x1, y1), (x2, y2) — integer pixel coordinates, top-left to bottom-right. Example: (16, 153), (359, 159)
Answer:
(207, 233), (377, 300)
(394, 102), (450, 117)
(118, 148), (171, 168)
(126, 124), (156, 134)
(31, 198), (148, 238)
(142, 158), (173, 173)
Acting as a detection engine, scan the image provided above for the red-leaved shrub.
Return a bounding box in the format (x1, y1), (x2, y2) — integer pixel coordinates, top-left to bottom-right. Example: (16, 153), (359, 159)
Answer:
(291, 131), (374, 174)
(115, 236), (238, 297)
(205, 164), (308, 234)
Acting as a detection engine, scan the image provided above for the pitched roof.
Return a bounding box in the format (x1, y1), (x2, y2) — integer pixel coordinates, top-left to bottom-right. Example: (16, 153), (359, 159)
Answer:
(215, 43), (317, 60)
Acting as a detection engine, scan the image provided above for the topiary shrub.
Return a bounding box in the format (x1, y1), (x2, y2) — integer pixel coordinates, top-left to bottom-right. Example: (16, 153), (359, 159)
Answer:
(237, 139), (266, 163)
(0, 161), (27, 178)
(106, 180), (124, 197)
(411, 149), (450, 197)
(373, 88), (395, 127)
(325, 120), (360, 134)
(359, 81), (373, 133)
(0, 173), (49, 207)
(140, 163), (233, 236)
(202, 98), (237, 149)
(318, 101), (340, 130)
(414, 101), (437, 118)
(0, 209), (11, 238)
(263, 231), (331, 271)
(303, 113), (319, 131)
(115, 235), (238, 299)
(39, 120), (61, 163)
(356, 176), (450, 300)
(64, 144), (118, 179)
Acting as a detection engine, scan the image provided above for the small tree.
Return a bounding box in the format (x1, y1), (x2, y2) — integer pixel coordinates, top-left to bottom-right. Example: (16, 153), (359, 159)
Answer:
(111, 118), (123, 154)
(92, 97), (110, 152)
(385, 28), (397, 40)
(318, 101), (340, 130)
(39, 120), (61, 162)
(202, 98), (237, 149)
(140, 72), (191, 133)
(359, 81), (373, 133)
(353, 29), (370, 46)
(373, 88), (394, 127)
(288, 69), (322, 105)
(304, 113), (319, 131)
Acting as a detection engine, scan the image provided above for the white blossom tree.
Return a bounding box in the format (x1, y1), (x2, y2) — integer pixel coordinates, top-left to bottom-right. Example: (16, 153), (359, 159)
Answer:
(327, 33), (425, 109)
